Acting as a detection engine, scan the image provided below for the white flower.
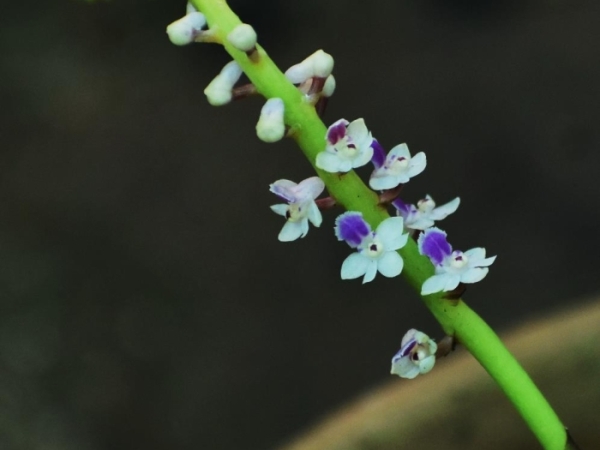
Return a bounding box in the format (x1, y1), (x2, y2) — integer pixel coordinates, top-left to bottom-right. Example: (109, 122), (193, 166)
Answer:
(418, 227), (497, 295)
(391, 329), (437, 379)
(316, 119), (374, 173)
(393, 195), (460, 231)
(166, 12), (207, 46)
(270, 177), (325, 242)
(335, 212), (408, 284)
(369, 143), (426, 190)
(227, 24), (257, 52)
(204, 61), (243, 106)
(256, 98), (285, 143)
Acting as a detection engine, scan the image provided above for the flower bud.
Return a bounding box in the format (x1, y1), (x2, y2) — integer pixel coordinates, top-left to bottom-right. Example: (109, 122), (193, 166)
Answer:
(227, 24), (257, 52)
(166, 12), (206, 46)
(204, 61), (243, 106)
(256, 98), (285, 143)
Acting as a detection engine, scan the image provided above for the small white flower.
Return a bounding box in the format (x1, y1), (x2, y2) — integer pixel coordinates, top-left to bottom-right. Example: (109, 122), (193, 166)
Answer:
(256, 98), (285, 143)
(204, 61), (243, 106)
(316, 119), (374, 173)
(391, 329), (438, 379)
(393, 195), (460, 231)
(285, 50), (334, 84)
(369, 143), (426, 190)
(166, 12), (207, 46)
(335, 212), (408, 284)
(270, 177), (325, 242)
(227, 24), (257, 52)
(418, 227), (496, 295)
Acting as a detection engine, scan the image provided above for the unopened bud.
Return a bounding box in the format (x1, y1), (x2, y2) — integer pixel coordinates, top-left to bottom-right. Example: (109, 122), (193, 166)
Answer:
(166, 12), (206, 46)
(204, 61), (243, 106)
(322, 75), (336, 97)
(256, 98), (285, 143)
(227, 24), (257, 52)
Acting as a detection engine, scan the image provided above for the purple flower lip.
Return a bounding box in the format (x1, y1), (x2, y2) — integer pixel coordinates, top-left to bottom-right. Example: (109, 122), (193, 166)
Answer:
(392, 339), (417, 362)
(418, 228), (452, 266)
(326, 120), (348, 145)
(370, 139), (386, 169)
(335, 212), (371, 248)
(392, 198), (411, 215)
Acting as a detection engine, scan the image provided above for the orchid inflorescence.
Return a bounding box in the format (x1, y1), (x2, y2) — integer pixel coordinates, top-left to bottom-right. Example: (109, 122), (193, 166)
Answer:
(167, 2), (496, 379)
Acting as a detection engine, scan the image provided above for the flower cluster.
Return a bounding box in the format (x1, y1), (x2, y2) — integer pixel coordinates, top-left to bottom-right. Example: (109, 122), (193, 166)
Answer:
(170, 2), (497, 379)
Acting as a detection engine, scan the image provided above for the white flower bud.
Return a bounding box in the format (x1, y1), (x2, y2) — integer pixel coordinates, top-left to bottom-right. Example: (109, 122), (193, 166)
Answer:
(311, 50), (334, 78)
(227, 24), (257, 52)
(166, 12), (207, 46)
(256, 98), (285, 143)
(322, 75), (336, 97)
(285, 49), (334, 84)
(204, 61), (243, 106)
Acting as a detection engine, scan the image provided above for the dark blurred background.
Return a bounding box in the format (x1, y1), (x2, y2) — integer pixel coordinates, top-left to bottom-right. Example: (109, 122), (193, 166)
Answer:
(1, 0), (600, 449)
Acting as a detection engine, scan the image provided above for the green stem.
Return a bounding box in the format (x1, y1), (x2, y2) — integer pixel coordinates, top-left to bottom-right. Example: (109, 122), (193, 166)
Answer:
(190, 1), (569, 448)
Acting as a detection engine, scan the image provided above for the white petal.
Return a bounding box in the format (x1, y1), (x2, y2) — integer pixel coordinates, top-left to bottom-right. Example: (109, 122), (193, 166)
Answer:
(369, 173), (400, 191)
(377, 251), (404, 278)
(463, 247), (486, 261)
(443, 273), (461, 291)
(400, 329), (418, 347)
(307, 201), (322, 227)
(479, 256), (497, 266)
(407, 152), (427, 178)
(296, 176), (325, 200)
(418, 355), (436, 374)
(391, 356), (420, 379)
(408, 217), (434, 230)
(460, 267), (489, 284)
(269, 179), (298, 202)
(316, 151), (345, 173)
(270, 204), (288, 217)
(421, 274), (450, 295)
(387, 143), (410, 160)
(340, 253), (370, 280)
(351, 144), (374, 169)
(346, 119), (369, 143)
(362, 260), (378, 284)
(300, 218), (310, 238)
(376, 217), (407, 250)
(430, 197), (460, 220)
(278, 221), (305, 242)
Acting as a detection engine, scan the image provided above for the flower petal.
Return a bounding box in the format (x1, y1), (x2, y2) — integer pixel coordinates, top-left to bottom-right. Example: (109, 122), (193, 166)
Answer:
(376, 217), (407, 250)
(408, 217), (435, 230)
(334, 212), (371, 247)
(421, 274), (449, 295)
(369, 172), (401, 191)
(387, 143), (410, 160)
(340, 253), (370, 280)
(442, 273), (461, 291)
(346, 118), (369, 143)
(307, 201), (322, 227)
(278, 220), (305, 242)
(316, 151), (345, 173)
(296, 176), (325, 200)
(407, 151), (427, 178)
(326, 119), (349, 145)
(460, 267), (489, 284)
(429, 197), (460, 220)
(418, 227), (452, 265)
(377, 251), (404, 278)
(269, 179), (298, 202)
(351, 144), (374, 169)
(391, 356), (420, 379)
(370, 139), (386, 169)
(362, 260), (378, 283)
(392, 198), (411, 216)
(270, 204), (288, 217)
(418, 355), (436, 374)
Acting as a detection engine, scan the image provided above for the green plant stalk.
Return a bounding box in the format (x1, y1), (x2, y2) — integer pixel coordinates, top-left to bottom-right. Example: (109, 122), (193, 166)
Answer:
(190, 1), (570, 448)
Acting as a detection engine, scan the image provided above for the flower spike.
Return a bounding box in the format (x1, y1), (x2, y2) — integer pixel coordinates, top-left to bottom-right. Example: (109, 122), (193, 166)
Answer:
(418, 227), (496, 295)
(270, 177), (325, 242)
(391, 329), (437, 379)
(335, 212), (408, 283)
(393, 195), (460, 231)
(316, 119), (374, 173)
(369, 143), (426, 190)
